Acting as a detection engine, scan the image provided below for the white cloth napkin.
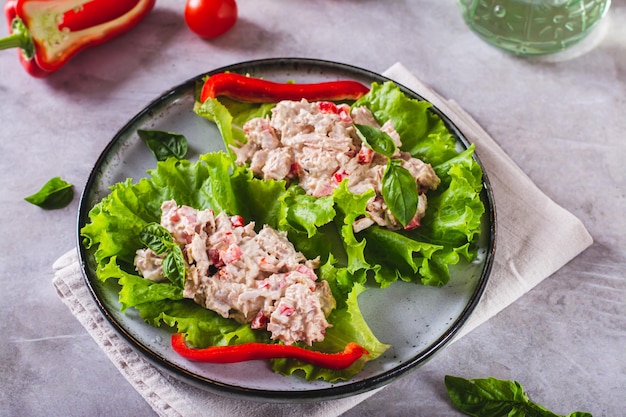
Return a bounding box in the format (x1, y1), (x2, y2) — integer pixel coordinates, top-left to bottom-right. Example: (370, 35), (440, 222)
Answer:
(52, 63), (593, 417)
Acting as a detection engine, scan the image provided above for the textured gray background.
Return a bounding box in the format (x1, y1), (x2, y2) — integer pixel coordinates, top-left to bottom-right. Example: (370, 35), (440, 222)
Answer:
(1, 1), (624, 416)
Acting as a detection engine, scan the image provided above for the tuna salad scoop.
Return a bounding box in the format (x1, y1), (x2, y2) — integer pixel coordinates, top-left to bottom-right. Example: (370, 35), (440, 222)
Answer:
(134, 200), (336, 346)
(231, 99), (441, 231)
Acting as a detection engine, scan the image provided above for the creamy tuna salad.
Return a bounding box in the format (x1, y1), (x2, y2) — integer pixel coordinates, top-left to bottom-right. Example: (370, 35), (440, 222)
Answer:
(135, 200), (336, 346)
(231, 99), (441, 231)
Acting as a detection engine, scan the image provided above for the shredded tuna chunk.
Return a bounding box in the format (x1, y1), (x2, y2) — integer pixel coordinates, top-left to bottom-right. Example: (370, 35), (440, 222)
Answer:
(134, 249), (166, 282)
(134, 200), (335, 346)
(233, 99), (440, 230)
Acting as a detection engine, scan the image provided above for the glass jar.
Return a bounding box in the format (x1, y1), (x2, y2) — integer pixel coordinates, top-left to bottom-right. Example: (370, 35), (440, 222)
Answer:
(457, 0), (611, 55)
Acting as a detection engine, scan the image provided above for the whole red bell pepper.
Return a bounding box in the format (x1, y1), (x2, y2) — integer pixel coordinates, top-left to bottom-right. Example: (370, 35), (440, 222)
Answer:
(200, 72), (371, 103)
(171, 333), (369, 370)
(0, 0), (155, 77)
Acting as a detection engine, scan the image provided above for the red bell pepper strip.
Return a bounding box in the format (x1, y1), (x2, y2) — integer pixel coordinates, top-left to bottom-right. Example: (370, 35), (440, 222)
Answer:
(171, 333), (369, 370)
(200, 72), (371, 103)
(0, 0), (155, 77)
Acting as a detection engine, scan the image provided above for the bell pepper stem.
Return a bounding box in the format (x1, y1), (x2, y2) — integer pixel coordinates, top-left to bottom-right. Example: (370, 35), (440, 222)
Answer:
(0, 17), (34, 59)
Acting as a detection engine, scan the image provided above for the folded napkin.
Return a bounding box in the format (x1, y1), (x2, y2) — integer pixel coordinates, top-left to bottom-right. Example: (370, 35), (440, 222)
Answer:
(52, 63), (593, 417)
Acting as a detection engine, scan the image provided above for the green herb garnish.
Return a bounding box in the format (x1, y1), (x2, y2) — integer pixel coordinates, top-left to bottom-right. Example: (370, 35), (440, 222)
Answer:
(24, 176), (73, 209)
(354, 123), (397, 156)
(354, 123), (418, 227)
(139, 223), (185, 287)
(445, 375), (593, 417)
(138, 129), (188, 161)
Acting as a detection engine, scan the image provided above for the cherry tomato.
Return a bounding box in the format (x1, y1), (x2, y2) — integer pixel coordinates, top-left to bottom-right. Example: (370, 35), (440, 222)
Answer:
(184, 0), (238, 39)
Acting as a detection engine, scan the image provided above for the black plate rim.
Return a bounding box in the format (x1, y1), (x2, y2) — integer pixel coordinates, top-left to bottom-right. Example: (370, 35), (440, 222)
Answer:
(76, 57), (496, 402)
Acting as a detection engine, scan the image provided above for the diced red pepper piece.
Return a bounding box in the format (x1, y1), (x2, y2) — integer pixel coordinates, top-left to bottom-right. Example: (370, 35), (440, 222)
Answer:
(250, 311), (268, 329)
(200, 73), (370, 103)
(333, 170), (349, 183)
(288, 161), (303, 178)
(318, 101), (339, 113)
(277, 303), (295, 317)
(296, 264), (317, 281)
(221, 243), (242, 264)
(318, 101), (352, 123)
(229, 214), (245, 227)
(171, 333), (368, 370)
(357, 147), (374, 164)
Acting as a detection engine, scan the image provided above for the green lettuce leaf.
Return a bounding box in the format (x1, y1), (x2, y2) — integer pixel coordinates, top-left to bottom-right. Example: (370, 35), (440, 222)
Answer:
(422, 145), (485, 249)
(277, 187), (336, 238)
(331, 181), (375, 275)
(194, 97), (274, 155)
(352, 81), (458, 165)
(97, 257), (184, 308)
(141, 299), (268, 348)
(359, 226), (444, 287)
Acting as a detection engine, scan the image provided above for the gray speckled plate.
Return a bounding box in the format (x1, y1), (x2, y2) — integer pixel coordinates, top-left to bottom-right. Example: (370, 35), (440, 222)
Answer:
(77, 58), (496, 402)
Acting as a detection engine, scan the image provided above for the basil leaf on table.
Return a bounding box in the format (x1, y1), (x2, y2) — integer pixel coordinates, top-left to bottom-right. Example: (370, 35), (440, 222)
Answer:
(24, 176), (74, 209)
(138, 129), (188, 161)
(382, 160), (418, 227)
(445, 375), (593, 417)
(354, 123), (396, 157)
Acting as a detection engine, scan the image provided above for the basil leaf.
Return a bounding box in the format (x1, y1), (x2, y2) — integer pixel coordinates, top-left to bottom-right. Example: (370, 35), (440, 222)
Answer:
(445, 375), (593, 417)
(24, 177), (74, 209)
(381, 160), (418, 227)
(354, 123), (396, 157)
(139, 223), (174, 255)
(139, 223), (185, 287)
(162, 247), (186, 287)
(138, 129), (188, 161)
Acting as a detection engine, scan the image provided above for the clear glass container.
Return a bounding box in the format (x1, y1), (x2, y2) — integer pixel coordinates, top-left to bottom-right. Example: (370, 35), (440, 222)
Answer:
(457, 0), (611, 55)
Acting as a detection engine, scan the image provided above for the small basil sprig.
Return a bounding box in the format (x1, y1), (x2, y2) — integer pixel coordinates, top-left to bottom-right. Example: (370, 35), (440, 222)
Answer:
(382, 160), (419, 226)
(139, 223), (173, 255)
(445, 375), (593, 417)
(24, 176), (74, 209)
(354, 124), (418, 227)
(354, 123), (397, 156)
(139, 223), (186, 287)
(138, 129), (188, 161)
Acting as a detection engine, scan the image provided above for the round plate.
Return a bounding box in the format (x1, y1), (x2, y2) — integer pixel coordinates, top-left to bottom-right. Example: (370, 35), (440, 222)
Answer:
(77, 58), (496, 402)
